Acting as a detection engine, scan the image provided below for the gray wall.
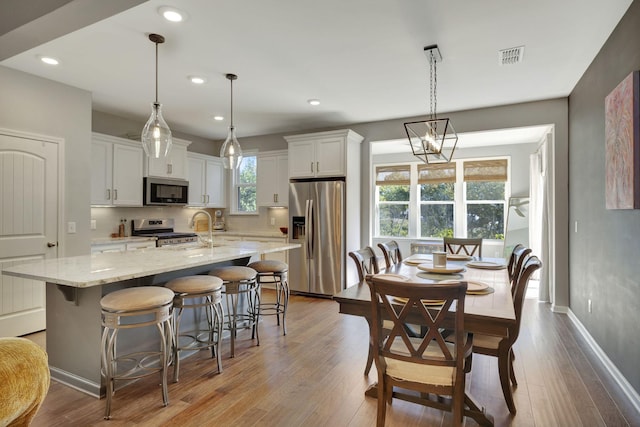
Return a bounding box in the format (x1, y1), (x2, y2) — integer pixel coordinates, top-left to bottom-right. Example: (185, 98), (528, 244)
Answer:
(0, 65), (92, 256)
(569, 0), (640, 392)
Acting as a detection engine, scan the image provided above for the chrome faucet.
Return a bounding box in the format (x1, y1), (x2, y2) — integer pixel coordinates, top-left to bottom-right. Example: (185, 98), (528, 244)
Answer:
(189, 210), (213, 248)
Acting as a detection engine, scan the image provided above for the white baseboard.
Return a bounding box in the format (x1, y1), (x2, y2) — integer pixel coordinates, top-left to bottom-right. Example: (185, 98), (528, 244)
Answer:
(567, 309), (640, 414)
(551, 303), (568, 313)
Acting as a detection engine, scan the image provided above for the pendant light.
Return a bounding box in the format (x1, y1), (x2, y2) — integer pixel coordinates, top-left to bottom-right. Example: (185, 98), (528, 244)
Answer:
(141, 33), (172, 158)
(404, 45), (458, 164)
(220, 73), (243, 169)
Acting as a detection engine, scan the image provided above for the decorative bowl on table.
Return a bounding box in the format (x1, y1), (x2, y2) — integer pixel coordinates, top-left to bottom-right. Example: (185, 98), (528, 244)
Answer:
(279, 227), (288, 235)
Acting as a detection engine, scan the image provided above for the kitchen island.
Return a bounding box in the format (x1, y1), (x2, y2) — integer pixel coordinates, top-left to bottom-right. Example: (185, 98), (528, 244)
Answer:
(2, 241), (300, 397)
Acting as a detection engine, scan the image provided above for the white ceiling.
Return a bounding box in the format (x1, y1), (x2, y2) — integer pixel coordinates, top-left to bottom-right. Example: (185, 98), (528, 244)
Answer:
(0, 0), (632, 142)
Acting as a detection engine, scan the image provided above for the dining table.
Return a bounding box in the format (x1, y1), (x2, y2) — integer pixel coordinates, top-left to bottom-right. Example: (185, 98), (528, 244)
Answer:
(333, 254), (515, 427)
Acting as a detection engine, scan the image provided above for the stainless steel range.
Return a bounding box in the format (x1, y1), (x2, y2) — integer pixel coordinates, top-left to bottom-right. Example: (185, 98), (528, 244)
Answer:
(131, 218), (198, 247)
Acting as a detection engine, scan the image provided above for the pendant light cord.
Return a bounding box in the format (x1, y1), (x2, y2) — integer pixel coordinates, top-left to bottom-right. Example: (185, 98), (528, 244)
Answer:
(429, 50), (437, 121)
(230, 77), (234, 127)
(155, 41), (159, 104)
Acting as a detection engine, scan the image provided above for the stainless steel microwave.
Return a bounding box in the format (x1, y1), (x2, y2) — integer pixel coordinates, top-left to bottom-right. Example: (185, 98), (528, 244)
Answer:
(143, 177), (189, 206)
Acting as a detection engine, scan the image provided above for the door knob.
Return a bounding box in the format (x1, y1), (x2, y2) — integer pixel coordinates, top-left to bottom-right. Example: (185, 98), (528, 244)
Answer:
(47, 242), (57, 247)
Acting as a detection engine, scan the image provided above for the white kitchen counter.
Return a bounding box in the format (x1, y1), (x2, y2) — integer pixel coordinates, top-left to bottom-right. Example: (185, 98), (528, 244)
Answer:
(91, 236), (156, 245)
(3, 241), (299, 288)
(213, 230), (288, 239)
(1, 240), (300, 398)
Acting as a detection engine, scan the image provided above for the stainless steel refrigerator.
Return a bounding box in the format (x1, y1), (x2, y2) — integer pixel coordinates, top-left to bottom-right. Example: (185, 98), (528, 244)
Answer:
(289, 178), (345, 296)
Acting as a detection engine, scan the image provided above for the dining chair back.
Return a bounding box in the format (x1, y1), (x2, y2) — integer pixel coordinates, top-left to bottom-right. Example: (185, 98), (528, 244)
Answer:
(507, 244), (532, 293)
(367, 275), (472, 426)
(471, 253), (541, 414)
(377, 240), (402, 269)
(444, 237), (483, 257)
(348, 246), (380, 282)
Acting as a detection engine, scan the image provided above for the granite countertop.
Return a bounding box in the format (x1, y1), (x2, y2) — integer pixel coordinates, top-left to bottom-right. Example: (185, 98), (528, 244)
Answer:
(2, 241), (300, 288)
(212, 230), (288, 239)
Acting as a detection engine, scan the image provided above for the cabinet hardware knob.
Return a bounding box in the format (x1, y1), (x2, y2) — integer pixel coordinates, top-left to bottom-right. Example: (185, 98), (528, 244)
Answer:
(47, 242), (57, 248)
(114, 189), (118, 200)
(316, 161), (319, 173)
(167, 163), (173, 174)
(106, 189), (111, 200)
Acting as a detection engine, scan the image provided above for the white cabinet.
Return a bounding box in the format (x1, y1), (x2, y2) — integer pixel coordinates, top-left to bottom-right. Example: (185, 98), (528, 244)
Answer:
(285, 129), (362, 178)
(91, 133), (144, 206)
(187, 153), (226, 208)
(144, 138), (191, 179)
(126, 241), (156, 251)
(257, 151), (288, 207)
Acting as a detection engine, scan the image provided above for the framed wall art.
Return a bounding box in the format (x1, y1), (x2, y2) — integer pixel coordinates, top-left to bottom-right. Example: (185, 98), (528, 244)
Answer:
(604, 70), (640, 209)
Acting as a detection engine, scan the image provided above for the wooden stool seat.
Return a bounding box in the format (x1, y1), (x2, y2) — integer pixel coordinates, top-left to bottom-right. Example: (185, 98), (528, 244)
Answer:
(166, 275), (224, 382)
(247, 260), (290, 336)
(100, 286), (174, 419)
(208, 266), (259, 358)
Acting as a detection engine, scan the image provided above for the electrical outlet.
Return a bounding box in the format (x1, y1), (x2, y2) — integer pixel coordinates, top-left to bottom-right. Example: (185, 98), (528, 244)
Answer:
(67, 221), (76, 234)
(270, 217), (276, 225)
(90, 219), (97, 230)
(588, 299), (592, 313)
(575, 220), (578, 233)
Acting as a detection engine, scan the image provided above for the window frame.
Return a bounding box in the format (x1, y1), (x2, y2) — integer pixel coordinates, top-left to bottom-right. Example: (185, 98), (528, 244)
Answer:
(230, 150), (258, 215)
(373, 156), (510, 240)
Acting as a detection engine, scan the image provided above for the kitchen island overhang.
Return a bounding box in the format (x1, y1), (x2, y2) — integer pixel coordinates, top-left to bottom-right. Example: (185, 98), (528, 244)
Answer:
(2, 241), (300, 397)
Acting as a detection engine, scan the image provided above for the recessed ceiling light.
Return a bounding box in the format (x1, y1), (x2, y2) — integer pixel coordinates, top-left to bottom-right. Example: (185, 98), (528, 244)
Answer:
(158, 6), (187, 22)
(189, 76), (206, 84)
(308, 99), (320, 106)
(213, 116), (224, 121)
(39, 56), (59, 65)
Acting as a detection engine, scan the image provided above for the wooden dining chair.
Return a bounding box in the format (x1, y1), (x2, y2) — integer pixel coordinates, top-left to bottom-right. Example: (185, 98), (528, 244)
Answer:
(366, 275), (473, 427)
(471, 254), (541, 414)
(507, 244), (532, 293)
(443, 237), (483, 257)
(348, 246), (380, 283)
(349, 246), (382, 375)
(377, 240), (402, 269)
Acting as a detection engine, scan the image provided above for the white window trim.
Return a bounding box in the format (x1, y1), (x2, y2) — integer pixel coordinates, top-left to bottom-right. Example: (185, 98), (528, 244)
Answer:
(373, 156), (511, 240)
(230, 150), (259, 215)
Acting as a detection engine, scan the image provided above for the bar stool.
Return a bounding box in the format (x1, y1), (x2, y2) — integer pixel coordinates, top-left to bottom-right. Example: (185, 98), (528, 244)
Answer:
(247, 260), (289, 335)
(100, 286), (174, 420)
(165, 275), (224, 382)
(208, 266), (259, 358)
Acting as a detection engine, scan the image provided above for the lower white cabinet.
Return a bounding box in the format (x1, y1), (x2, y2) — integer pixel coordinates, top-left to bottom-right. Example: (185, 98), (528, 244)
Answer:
(187, 153), (226, 208)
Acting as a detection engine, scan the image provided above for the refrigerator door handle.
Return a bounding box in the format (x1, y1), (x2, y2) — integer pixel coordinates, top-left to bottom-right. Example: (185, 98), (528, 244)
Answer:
(306, 199), (314, 259)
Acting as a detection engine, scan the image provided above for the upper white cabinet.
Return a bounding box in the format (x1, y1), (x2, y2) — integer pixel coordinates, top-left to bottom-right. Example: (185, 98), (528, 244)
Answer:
(187, 153), (226, 208)
(144, 138), (191, 179)
(91, 133), (144, 206)
(257, 151), (288, 207)
(285, 129), (363, 178)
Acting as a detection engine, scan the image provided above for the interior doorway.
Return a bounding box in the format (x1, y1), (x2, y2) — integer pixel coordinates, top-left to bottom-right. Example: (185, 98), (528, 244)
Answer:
(0, 129), (60, 337)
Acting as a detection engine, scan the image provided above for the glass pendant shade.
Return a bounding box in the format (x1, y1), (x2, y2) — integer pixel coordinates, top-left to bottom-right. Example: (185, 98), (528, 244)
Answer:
(220, 125), (243, 169)
(141, 102), (172, 158)
(404, 117), (458, 164)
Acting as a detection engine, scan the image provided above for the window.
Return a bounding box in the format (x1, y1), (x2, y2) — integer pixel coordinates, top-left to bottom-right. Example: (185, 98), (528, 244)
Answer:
(232, 153), (257, 213)
(419, 163), (455, 238)
(374, 158), (509, 239)
(464, 159), (507, 240)
(376, 165), (410, 236)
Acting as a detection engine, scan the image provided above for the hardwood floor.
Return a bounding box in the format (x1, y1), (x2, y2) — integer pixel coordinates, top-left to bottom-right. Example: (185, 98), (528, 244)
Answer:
(26, 290), (640, 426)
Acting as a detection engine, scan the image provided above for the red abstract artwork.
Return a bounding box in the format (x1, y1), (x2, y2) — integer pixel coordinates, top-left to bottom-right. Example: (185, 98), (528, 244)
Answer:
(604, 71), (640, 209)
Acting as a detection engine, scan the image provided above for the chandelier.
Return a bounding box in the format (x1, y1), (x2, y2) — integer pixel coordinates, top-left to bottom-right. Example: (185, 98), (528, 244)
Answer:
(404, 45), (458, 164)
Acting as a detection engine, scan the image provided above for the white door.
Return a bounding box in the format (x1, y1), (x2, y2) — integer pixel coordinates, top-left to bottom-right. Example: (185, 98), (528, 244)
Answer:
(0, 131), (58, 337)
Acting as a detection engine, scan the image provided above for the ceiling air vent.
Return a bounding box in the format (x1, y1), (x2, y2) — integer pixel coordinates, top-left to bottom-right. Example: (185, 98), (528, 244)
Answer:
(499, 46), (524, 65)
